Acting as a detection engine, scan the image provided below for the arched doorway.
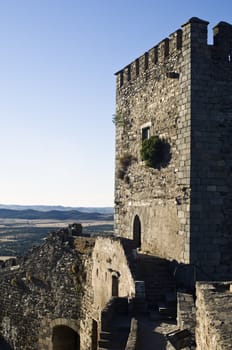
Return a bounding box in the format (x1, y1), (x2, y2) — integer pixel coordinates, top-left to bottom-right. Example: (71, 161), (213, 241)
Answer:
(112, 275), (119, 297)
(91, 319), (98, 350)
(133, 215), (141, 248)
(52, 325), (80, 350)
(0, 336), (12, 350)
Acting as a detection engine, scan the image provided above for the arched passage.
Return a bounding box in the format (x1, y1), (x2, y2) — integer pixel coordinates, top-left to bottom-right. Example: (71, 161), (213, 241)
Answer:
(133, 215), (141, 248)
(52, 325), (80, 350)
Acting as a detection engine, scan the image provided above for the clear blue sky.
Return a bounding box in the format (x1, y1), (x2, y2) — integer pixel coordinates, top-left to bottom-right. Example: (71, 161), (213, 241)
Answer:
(0, 0), (231, 207)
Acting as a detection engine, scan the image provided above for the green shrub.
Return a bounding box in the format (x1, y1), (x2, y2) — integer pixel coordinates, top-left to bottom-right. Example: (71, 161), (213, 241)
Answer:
(140, 136), (164, 168)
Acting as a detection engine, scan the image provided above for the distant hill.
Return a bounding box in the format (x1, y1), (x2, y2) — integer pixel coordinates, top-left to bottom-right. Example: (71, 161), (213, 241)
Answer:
(0, 208), (113, 221)
(0, 204), (113, 214)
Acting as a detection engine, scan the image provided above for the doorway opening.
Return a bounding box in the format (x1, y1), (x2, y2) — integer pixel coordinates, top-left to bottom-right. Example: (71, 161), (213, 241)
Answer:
(112, 275), (119, 297)
(91, 319), (98, 350)
(133, 215), (141, 248)
(52, 325), (80, 350)
(0, 336), (12, 350)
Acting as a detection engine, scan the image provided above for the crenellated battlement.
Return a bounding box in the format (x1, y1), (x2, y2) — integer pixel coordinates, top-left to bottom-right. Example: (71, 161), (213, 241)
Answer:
(213, 21), (232, 60)
(114, 19), (195, 88)
(115, 27), (183, 88)
(115, 17), (232, 88)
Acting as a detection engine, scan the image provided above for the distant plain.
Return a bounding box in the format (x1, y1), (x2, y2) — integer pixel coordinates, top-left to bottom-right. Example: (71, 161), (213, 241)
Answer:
(0, 218), (114, 258)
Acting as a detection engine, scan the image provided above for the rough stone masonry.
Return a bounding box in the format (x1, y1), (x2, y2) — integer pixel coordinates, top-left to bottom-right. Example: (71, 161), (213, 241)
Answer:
(114, 17), (232, 284)
(0, 227), (136, 349)
(1, 17), (232, 350)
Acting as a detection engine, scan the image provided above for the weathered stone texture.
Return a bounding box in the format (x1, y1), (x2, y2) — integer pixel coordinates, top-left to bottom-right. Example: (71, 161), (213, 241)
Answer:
(189, 21), (232, 280)
(115, 20), (192, 263)
(0, 229), (95, 350)
(92, 236), (135, 312)
(177, 292), (196, 333)
(196, 281), (232, 350)
(115, 18), (232, 279)
(0, 229), (139, 349)
(125, 318), (138, 350)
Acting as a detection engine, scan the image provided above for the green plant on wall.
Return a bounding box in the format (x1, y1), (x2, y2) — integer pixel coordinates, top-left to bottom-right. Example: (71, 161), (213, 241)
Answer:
(117, 153), (135, 180)
(140, 135), (164, 168)
(112, 113), (125, 127)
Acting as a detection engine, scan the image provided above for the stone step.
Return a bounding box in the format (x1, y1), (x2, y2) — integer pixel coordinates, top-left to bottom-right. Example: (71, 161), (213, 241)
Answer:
(146, 288), (175, 292)
(98, 327), (129, 348)
(157, 303), (177, 319)
(99, 331), (111, 340)
(98, 338), (128, 349)
(98, 337), (128, 349)
(150, 310), (175, 321)
(146, 287), (175, 292)
(98, 339), (110, 348)
(98, 348), (124, 350)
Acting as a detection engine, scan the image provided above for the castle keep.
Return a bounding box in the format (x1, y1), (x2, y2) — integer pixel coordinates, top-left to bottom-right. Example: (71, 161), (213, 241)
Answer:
(114, 17), (232, 281)
(0, 17), (232, 350)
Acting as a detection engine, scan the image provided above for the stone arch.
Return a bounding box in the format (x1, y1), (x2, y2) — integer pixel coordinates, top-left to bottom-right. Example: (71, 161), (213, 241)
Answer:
(133, 215), (141, 248)
(52, 325), (80, 350)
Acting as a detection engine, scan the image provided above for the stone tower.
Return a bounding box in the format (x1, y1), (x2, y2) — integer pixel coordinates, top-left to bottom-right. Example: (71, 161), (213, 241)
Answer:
(114, 18), (232, 282)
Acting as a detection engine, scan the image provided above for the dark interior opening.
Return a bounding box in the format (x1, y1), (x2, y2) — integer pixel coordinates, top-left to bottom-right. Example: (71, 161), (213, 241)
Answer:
(133, 215), (141, 248)
(52, 325), (80, 350)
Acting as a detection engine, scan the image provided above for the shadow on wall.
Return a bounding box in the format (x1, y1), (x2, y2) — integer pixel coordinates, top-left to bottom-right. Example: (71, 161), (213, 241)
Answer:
(0, 337), (12, 350)
(159, 140), (171, 169)
(170, 260), (216, 291)
(137, 316), (173, 350)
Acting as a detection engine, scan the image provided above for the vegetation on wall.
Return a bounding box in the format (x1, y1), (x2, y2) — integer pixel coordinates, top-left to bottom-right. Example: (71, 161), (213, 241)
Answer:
(117, 153), (135, 180)
(140, 135), (165, 168)
(112, 113), (125, 127)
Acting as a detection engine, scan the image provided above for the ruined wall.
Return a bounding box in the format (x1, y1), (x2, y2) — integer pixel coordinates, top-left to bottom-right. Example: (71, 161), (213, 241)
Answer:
(196, 281), (232, 350)
(92, 236), (135, 313)
(0, 230), (96, 350)
(114, 19), (193, 263)
(0, 230), (138, 350)
(177, 292), (196, 334)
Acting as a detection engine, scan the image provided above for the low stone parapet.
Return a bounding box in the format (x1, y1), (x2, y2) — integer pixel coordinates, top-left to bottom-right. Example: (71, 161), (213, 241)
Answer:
(125, 318), (138, 350)
(196, 281), (232, 350)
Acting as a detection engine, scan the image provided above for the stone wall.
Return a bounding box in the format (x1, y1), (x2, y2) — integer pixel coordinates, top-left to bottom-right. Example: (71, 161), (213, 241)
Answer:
(190, 21), (232, 279)
(0, 229), (96, 350)
(115, 18), (232, 279)
(0, 229), (138, 349)
(114, 19), (192, 263)
(196, 281), (232, 350)
(92, 236), (135, 314)
(177, 292), (196, 333)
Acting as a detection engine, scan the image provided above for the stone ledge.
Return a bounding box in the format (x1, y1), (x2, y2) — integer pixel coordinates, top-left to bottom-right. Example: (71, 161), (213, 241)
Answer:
(125, 318), (139, 350)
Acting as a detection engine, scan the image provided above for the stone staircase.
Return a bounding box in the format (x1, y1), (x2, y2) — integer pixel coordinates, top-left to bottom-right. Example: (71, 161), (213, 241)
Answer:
(98, 326), (130, 350)
(98, 298), (131, 350)
(97, 250), (178, 349)
(136, 254), (177, 319)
